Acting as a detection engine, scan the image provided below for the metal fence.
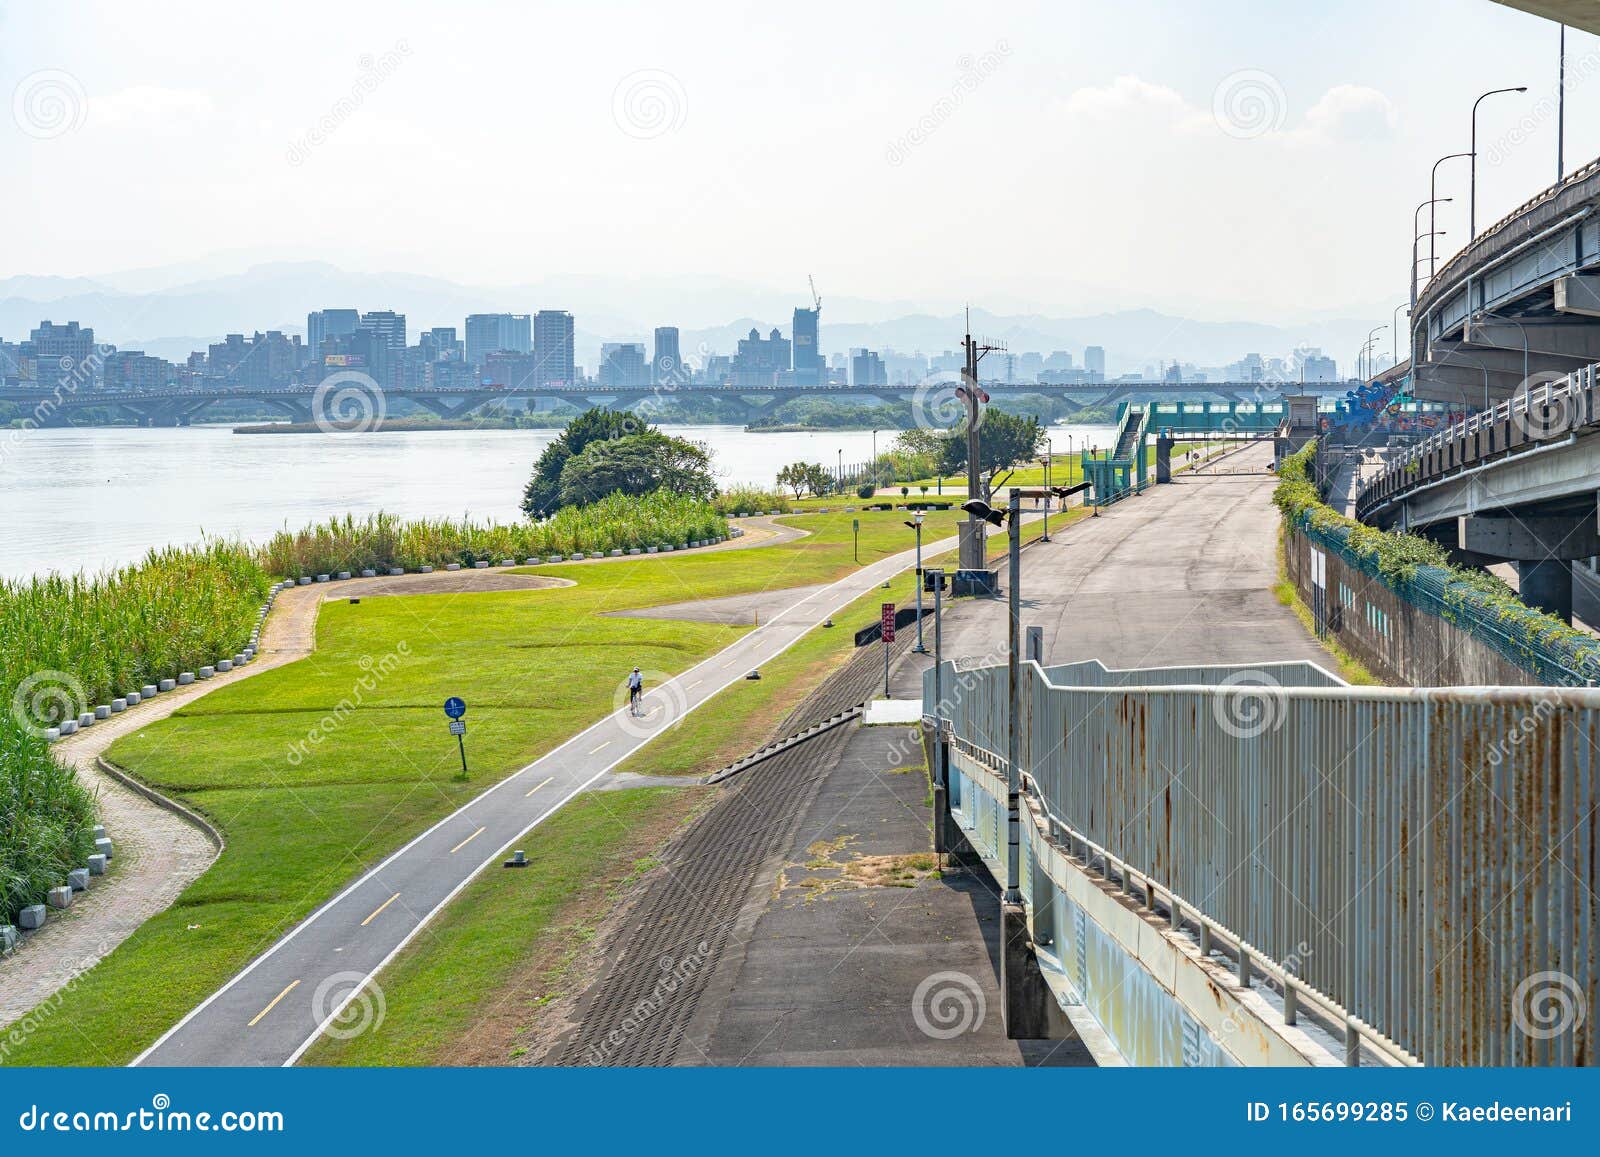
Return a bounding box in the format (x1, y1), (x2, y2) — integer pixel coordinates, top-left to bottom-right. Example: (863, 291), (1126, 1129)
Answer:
(926, 658), (1600, 1066)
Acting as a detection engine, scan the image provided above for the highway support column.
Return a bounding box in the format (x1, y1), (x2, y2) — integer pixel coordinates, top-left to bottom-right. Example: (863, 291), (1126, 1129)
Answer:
(1457, 512), (1598, 625)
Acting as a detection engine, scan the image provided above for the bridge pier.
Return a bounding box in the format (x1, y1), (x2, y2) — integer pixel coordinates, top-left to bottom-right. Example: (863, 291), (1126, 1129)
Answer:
(1456, 512), (1599, 625)
(1155, 435), (1174, 482)
(1518, 559), (1575, 623)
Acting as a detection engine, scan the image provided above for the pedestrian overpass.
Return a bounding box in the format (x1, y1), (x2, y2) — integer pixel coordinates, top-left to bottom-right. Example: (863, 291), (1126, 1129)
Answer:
(1081, 400), (1289, 504)
(923, 656), (1598, 1067)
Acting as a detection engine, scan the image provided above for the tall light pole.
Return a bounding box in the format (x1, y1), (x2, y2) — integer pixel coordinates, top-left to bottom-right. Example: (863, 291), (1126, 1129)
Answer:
(1470, 86), (1528, 241)
(871, 428), (878, 495)
(1412, 197), (1451, 311)
(1392, 303), (1410, 368)
(1558, 25), (1567, 183)
(1040, 437), (1053, 542)
(1430, 152), (1471, 272)
(905, 511), (927, 653)
(836, 447), (843, 495)
(1363, 325), (1387, 380)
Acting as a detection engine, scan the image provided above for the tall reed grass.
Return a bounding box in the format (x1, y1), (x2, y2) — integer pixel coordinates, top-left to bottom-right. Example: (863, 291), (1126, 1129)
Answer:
(1, 714), (98, 924)
(259, 492), (727, 576)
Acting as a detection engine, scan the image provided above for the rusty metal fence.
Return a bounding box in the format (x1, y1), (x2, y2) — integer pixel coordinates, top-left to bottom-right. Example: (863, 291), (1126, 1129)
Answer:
(926, 658), (1600, 1066)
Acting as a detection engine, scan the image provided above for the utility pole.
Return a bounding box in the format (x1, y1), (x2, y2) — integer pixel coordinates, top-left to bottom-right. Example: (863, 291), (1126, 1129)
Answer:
(958, 314), (1002, 574)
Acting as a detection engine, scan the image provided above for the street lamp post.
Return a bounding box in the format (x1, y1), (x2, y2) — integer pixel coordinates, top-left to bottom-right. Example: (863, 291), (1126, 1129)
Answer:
(1040, 436), (1053, 542)
(1470, 86), (1528, 240)
(1392, 303), (1410, 368)
(1004, 487), (1021, 903)
(905, 511), (927, 653)
(1430, 152), (1471, 273)
(1363, 325), (1387, 380)
(1412, 197), (1451, 311)
(837, 447), (843, 495)
(871, 428), (878, 495)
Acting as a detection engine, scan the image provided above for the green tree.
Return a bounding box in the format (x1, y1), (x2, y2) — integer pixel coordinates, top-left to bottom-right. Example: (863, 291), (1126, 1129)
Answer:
(522, 408), (649, 517)
(776, 462), (811, 499)
(937, 411), (1046, 478)
(557, 431), (716, 508)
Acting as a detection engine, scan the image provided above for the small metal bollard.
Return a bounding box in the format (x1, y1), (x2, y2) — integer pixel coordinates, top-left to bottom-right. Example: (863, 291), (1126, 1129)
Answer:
(503, 850), (529, 869)
(1283, 976), (1299, 1025)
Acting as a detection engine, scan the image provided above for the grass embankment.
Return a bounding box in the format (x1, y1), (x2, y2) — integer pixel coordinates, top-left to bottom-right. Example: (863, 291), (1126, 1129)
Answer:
(0, 507), (960, 1065)
(2, 718), (99, 926)
(308, 563), (938, 1065)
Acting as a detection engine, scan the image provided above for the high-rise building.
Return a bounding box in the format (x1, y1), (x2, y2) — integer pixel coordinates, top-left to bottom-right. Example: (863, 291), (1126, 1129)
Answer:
(848, 348), (887, 388)
(1084, 345), (1106, 381)
(792, 306), (821, 386)
(422, 327), (463, 362)
(307, 309), (360, 359)
(29, 321), (96, 366)
(464, 313), (532, 367)
(359, 311), (407, 357)
(731, 327), (790, 387)
(652, 326), (683, 386)
(483, 351), (540, 390)
(533, 310), (575, 386)
(599, 343), (649, 388)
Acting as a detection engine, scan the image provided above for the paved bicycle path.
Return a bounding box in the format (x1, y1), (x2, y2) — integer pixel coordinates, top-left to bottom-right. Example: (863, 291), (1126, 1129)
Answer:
(133, 519), (1017, 1066)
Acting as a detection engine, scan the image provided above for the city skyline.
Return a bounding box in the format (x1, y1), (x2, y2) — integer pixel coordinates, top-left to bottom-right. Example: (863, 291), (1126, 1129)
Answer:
(3, 2), (1596, 326)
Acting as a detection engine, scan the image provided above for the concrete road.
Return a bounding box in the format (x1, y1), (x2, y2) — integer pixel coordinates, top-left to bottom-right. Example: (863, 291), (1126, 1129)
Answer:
(937, 442), (1326, 672)
(131, 519), (1016, 1067)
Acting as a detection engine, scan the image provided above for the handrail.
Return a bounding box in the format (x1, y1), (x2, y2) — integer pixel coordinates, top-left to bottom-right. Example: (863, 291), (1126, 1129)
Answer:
(945, 731), (1417, 1068)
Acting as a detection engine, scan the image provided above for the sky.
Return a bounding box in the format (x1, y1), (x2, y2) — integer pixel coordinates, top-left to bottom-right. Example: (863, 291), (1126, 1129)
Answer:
(0, 0), (1595, 327)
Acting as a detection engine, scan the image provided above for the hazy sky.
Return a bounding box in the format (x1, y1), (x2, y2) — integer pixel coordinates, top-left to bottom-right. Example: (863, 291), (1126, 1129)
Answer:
(1, 0), (1594, 323)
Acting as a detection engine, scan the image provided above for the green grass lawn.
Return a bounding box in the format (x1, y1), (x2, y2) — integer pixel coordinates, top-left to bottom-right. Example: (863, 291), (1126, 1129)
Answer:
(308, 564), (940, 1065)
(0, 507), (962, 1066)
(304, 785), (704, 1067)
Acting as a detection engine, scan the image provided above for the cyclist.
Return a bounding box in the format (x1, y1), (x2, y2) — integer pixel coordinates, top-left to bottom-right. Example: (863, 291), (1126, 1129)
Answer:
(627, 667), (644, 716)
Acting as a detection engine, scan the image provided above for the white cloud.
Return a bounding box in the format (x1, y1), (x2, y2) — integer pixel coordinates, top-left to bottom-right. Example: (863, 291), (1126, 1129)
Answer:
(1297, 84), (1398, 142)
(91, 85), (217, 133)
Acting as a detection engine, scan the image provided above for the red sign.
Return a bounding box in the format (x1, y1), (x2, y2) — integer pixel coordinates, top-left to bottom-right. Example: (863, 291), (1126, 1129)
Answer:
(880, 603), (896, 644)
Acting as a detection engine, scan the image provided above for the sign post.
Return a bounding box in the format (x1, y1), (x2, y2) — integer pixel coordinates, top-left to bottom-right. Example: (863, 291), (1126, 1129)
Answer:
(444, 696), (468, 780)
(880, 602), (896, 698)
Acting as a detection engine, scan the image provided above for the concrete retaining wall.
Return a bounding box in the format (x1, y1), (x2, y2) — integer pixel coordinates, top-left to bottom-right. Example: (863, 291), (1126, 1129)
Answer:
(1284, 527), (1533, 686)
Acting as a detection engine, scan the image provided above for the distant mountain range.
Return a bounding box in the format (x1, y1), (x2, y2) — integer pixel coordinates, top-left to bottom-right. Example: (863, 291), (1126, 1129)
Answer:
(0, 260), (1383, 377)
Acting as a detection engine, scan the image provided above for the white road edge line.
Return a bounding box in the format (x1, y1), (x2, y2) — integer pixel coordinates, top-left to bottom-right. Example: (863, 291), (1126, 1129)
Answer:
(129, 520), (1015, 1068)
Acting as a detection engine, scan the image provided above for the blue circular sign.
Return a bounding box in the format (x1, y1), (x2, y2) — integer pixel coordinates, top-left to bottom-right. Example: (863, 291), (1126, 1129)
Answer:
(443, 696), (467, 720)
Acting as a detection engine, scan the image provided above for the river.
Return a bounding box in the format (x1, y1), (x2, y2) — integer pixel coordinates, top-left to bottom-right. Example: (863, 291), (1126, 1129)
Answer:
(0, 422), (1118, 579)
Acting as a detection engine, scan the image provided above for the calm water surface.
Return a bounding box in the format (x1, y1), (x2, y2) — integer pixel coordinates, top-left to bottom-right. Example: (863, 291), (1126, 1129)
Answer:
(0, 423), (1116, 579)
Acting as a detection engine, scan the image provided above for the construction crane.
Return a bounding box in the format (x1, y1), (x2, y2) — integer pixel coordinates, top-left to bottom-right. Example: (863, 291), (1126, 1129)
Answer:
(808, 274), (821, 313)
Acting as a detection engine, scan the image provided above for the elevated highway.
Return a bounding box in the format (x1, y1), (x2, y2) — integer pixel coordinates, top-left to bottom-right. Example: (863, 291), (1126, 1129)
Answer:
(1355, 361), (1600, 622)
(1408, 152), (1600, 406)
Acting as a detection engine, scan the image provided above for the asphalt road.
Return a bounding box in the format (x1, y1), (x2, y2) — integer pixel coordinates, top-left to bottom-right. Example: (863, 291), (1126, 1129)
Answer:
(937, 442), (1327, 670)
(132, 519), (1014, 1067)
